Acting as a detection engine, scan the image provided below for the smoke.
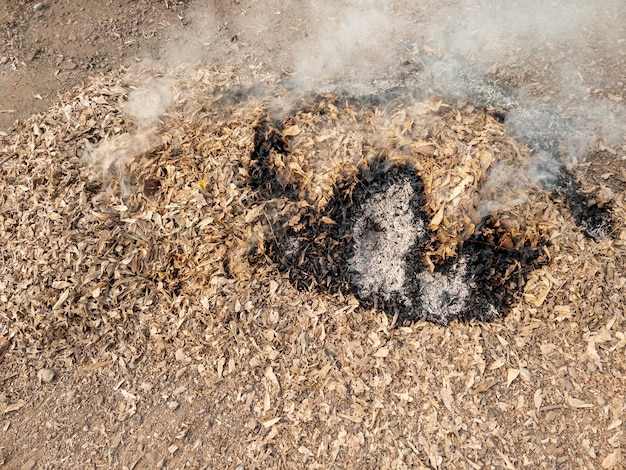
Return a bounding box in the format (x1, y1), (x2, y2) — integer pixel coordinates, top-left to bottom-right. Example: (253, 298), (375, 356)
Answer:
(83, 130), (160, 195)
(414, 0), (625, 219)
(84, 77), (174, 193)
(283, 0), (624, 163)
(422, 1), (611, 63)
(83, 0), (624, 207)
(475, 151), (559, 219)
(122, 77), (174, 126)
(292, 0), (401, 84)
(159, 3), (220, 68)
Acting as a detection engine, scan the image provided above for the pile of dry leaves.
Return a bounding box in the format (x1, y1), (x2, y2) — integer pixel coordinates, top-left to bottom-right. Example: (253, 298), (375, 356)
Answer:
(0, 65), (624, 468)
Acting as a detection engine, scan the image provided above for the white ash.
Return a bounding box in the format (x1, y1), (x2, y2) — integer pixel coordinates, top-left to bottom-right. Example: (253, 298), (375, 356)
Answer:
(582, 218), (613, 240)
(349, 181), (424, 303)
(417, 256), (470, 324)
(283, 237), (300, 259)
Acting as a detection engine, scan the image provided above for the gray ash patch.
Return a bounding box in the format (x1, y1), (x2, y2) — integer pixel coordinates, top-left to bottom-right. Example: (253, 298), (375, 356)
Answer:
(345, 177), (490, 325)
(349, 181), (423, 305)
(425, 56), (519, 111)
(418, 256), (472, 325)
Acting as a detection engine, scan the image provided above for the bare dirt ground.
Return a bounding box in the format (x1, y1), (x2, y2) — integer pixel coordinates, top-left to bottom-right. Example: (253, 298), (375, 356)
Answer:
(1, 1), (625, 470)
(0, 0), (196, 132)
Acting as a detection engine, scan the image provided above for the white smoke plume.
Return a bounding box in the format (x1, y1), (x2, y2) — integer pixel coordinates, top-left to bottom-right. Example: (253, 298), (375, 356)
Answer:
(84, 0), (625, 204)
(84, 76), (174, 194)
(414, 0), (625, 218)
(292, 0), (401, 84)
(122, 77), (174, 126)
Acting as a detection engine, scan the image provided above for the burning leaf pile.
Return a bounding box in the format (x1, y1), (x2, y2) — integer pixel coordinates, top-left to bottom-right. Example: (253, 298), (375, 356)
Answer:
(0, 61), (624, 469)
(0, 65), (619, 353)
(1, 0), (625, 465)
(247, 90), (616, 324)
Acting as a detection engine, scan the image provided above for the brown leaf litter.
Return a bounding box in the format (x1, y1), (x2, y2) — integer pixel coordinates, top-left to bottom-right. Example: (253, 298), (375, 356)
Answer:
(0, 65), (624, 468)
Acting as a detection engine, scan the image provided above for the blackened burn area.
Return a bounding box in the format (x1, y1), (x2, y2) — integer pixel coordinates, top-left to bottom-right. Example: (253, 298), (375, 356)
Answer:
(249, 120), (548, 325)
(456, 220), (545, 322)
(551, 170), (613, 239)
(249, 119), (297, 199)
(504, 111), (614, 240)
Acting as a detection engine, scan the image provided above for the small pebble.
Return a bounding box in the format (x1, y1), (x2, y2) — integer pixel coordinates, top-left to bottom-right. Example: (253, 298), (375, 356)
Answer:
(33, 3), (44, 11)
(168, 444), (178, 455)
(167, 401), (179, 410)
(38, 368), (55, 383)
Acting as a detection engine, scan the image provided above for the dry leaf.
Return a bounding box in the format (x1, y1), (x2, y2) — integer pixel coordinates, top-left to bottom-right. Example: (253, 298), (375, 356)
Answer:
(540, 343), (556, 356)
(415, 143), (437, 157)
(395, 391), (413, 402)
(265, 366), (279, 387)
(506, 368), (520, 388)
(51, 281), (73, 289)
(262, 417), (281, 428)
(298, 446), (314, 457)
(566, 395), (593, 409)
(586, 341), (601, 362)
(441, 384), (454, 413)
(496, 450), (515, 470)
(472, 378), (497, 394)
(269, 280), (279, 296)
(3, 400), (26, 414)
(601, 450), (622, 469)
(264, 389), (271, 412)
(447, 176), (473, 202)
(489, 357), (506, 370)
(0, 335), (9, 363)
(288, 161), (306, 176)
(52, 289), (70, 311)
(373, 347), (389, 358)
(263, 426), (279, 444)
(429, 205), (445, 230)
(534, 389), (543, 410)
(607, 419), (622, 431)
(496, 335), (509, 347)
(282, 125), (301, 137)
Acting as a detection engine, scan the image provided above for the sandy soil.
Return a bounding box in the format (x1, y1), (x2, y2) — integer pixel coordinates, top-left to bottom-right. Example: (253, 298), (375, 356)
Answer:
(0, 0), (191, 132)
